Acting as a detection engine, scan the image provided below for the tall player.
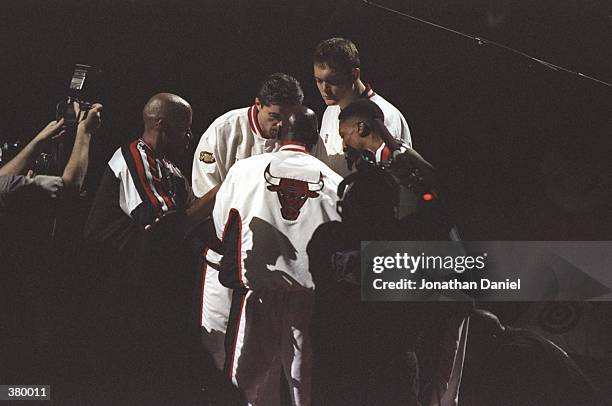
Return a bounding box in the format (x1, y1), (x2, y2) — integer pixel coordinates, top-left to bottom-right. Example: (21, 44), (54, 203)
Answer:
(313, 37), (412, 176)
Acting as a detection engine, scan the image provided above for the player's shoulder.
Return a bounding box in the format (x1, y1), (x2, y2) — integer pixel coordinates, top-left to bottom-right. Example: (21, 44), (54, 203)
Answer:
(205, 106), (250, 134)
(318, 161), (343, 186)
(311, 159), (343, 199)
(223, 153), (271, 188)
(109, 146), (123, 162)
(322, 105), (341, 119)
(298, 153), (343, 184)
(229, 150), (272, 172)
(110, 139), (156, 179)
(201, 107), (251, 144)
(370, 92), (403, 117)
(212, 106), (250, 125)
(107, 144), (129, 175)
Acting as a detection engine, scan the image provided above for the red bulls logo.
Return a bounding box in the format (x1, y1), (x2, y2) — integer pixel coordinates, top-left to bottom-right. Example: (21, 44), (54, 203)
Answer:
(264, 164), (324, 220)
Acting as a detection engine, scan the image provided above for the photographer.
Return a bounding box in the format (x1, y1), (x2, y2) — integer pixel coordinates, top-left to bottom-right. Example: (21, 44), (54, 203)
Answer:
(0, 103), (101, 387)
(0, 103), (102, 208)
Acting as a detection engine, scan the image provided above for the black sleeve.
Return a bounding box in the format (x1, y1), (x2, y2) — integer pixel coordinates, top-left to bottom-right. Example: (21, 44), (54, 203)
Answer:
(219, 209), (243, 290)
(84, 166), (139, 253)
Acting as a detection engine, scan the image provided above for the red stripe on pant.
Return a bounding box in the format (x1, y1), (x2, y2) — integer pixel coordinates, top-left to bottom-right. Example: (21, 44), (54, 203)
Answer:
(200, 248), (209, 326)
(225, 289), (248, 380)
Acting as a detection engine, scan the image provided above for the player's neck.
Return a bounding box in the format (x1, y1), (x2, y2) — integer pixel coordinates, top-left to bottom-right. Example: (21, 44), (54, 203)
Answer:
(369, 138), (384, 153)
(140, 130), (160, 154)
(354, 79), (367, 97)
(339, 80), (367, 110)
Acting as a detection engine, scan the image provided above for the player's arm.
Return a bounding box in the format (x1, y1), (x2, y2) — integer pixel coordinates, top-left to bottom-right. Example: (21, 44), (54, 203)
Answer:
(398, 112), (412, 148)
(192, 124), (224, 198)
(309, 134), (330, 165)
(84, 165), (139, 252)
(387, 109), (412, 149)
(184, 184), (220, 237)
(210, 164), (238, 236)
(212, 168), (242, 286)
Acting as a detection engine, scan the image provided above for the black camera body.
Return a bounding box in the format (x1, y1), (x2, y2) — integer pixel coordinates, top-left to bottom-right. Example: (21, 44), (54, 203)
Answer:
(56, 64), (99, 132)
(51, 64), (100, 175)
(337, 149), (454, 240)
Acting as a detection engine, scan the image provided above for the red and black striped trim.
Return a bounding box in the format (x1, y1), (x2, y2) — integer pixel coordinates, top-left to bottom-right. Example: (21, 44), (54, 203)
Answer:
(218, 208), (244, 289)
(381, 145), (392, 162)
(224, 288), (248, 379)
(199, 247), (209, 326)
(218, 208), (247, 378)
(123, 140), (162, 212)
(281, 140), (306, 147)
(279, 143), (308, 154)
(122, 139), (179, 214)
(145, 153), (174, 210)
(359, 83), (376, 99)
(278, 144), (310, 155)
(247, 105), (263, 137)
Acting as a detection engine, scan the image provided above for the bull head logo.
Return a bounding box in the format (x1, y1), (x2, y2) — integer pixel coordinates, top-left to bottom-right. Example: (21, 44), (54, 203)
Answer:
(264, 163), (324, 220)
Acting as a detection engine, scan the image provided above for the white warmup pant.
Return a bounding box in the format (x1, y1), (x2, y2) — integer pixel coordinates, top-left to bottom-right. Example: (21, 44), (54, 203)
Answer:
(225, 288), (314, 406)
(200, 263), (232, 370)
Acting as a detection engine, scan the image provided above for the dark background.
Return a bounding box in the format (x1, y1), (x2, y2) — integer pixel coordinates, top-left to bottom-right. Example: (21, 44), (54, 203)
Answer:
(1, 0), (611, 402)
(2, 0), (611, 240)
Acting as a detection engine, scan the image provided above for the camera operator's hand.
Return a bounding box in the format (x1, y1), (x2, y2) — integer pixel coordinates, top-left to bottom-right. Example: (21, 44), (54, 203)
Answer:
(31, 174), (64, 198)
(391, 148), (438, 191)
(0, 118), (66, 177)
(61, 103), (102, 192)
(77, 103), (103, 133)
(33, 118), (66, 143)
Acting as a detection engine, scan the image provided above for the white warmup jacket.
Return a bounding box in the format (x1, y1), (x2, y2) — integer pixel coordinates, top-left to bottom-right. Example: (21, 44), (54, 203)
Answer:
(208, 143), (342, 405)
(192, 105), (329, 197)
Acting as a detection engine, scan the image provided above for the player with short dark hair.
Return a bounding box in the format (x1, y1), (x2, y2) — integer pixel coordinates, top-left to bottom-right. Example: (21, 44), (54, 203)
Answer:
(257, 72), (304, 106)
(338, 98), (403, 164)
(313, 37), (360, 78)
(313, 37), (412, 176)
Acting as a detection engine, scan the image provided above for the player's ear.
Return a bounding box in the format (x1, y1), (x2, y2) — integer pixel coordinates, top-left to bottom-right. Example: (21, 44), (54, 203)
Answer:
(357, 121), (370, 137)
(351, 67), (360, 83)
(255, 97), (262, 111)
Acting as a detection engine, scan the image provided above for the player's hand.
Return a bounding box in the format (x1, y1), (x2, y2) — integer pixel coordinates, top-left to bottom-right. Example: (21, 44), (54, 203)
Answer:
(31, 174), (64, 198)
(144, 210), (188, 238)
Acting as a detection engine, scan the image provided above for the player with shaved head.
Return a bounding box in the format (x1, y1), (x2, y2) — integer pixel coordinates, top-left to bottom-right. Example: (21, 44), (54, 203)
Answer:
(210, 106), (342, 405)
(84, 93), (227, 403)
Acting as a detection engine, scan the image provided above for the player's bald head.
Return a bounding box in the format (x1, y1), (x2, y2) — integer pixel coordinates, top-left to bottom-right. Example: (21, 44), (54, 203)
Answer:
(279, 106), (319, 149)
(143, 93), (192, 129)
